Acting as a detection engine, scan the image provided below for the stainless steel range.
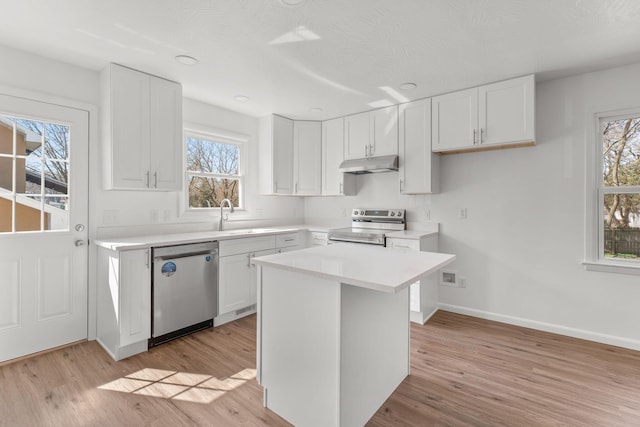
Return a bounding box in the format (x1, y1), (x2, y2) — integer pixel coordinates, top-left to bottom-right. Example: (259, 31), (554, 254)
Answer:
(328, 208), (406, 246)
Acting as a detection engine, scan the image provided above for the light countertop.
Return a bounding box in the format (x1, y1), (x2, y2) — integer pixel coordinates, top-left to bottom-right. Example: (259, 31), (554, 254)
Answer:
(252, 244), (455, 293)
(93, 224), (342, 251)
(385, 230), (439, 240)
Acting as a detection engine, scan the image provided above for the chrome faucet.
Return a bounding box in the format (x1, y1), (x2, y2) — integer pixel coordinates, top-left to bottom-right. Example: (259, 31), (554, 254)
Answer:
(218, 198), (234, 231)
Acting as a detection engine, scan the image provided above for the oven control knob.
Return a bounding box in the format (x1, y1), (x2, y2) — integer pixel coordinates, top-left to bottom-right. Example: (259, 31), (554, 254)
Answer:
(353, 210), (358, 215)
(390, 211), (395, 216)
(360, 210), (364, 215)
(397, 211), (403, 217)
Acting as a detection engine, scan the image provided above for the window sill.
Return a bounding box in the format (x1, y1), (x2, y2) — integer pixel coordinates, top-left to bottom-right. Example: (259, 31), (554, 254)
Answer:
(582, 260), (640, 276)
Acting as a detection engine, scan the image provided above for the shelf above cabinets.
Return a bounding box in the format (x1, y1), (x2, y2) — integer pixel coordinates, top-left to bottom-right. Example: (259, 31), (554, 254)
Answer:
(101, 63), (183, 191)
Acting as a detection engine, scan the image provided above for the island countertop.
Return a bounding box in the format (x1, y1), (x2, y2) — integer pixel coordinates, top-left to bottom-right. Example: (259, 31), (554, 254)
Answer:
(251, 244), (455, 294)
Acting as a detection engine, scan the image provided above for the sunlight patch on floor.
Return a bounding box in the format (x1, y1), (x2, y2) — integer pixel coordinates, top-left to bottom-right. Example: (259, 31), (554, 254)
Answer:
(98, 367), (256, 404)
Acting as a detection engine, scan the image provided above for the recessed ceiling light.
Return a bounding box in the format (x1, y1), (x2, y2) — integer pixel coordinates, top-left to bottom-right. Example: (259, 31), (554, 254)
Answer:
(234, 95), (250, 102)
(310, 107), (323, 113)
(399, 82), (417, 90)
(279, 0), (304, 5)
(175, 55), (198, 65)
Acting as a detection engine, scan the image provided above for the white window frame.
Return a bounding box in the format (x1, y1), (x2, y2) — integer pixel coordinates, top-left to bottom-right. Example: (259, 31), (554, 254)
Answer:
(584, 108), (640, 275)
(180, 122), (248, 217)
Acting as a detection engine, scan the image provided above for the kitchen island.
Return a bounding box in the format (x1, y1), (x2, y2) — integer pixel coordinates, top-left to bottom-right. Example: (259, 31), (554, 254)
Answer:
(252, 244), (455, 427)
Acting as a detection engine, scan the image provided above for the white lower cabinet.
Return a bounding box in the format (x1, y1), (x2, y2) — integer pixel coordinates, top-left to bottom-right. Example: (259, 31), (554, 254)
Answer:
(219, 248), (275, 315)
(218, 235), (275, 320)
(387, 235), (438, 324)
(275, 231), (305, 253)
(308, 231), (328, 246)
(97, 247), (151, 361)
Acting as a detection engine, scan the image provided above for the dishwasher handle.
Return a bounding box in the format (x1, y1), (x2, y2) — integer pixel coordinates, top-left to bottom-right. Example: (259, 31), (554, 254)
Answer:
(154, 249), (218, 261)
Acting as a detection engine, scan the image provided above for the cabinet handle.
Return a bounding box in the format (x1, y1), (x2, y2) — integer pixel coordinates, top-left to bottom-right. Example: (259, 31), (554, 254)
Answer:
(480, 127), (484, 144)
(370, 144), (374, 156)
(145, 250), (150, 268)
(146, 171), (150, 188)
(284, 238), (295, 242)
(395, 244), (411, 249)
(153, 171), (158, 188)
(473, 129), (477, 145)
(276, 248), (282, 254)
(295, 182), (298, 193)
(339, 182), (343, 194)
(247, 253), (252, 268)
(400, 179), (404, 192)
(365, 145), (368, 157)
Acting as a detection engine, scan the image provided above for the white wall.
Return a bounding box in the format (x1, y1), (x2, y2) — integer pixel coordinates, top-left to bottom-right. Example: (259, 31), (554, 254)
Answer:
(306, 62), (640, 349)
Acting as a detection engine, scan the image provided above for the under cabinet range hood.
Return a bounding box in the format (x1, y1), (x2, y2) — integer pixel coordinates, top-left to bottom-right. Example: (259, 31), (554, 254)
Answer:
(338, 155), (399, 174)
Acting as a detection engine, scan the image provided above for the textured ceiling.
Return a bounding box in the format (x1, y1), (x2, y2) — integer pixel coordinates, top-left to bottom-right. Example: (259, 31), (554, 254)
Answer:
(1, 0), (640, 120)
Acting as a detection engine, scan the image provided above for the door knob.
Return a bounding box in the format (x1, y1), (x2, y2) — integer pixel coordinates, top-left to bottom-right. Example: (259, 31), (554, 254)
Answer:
(75, 240), (86, 247)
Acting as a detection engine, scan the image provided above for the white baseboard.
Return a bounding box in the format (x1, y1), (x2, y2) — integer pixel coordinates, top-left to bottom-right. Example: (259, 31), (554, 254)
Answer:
(410, 307), (438, 325)
(438, 303), (640, 352)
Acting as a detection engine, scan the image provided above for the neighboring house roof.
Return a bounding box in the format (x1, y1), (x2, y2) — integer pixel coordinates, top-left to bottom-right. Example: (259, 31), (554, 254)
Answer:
(25, 169), (67, 194)
(0, 117), (43, 153)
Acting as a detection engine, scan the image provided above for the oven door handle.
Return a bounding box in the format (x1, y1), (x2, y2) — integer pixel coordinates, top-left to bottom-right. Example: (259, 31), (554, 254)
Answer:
(328, 236), (385, 245)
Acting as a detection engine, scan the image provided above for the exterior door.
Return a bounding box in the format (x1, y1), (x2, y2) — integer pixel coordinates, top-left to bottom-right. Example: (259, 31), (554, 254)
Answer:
(0, 94), (89, 362)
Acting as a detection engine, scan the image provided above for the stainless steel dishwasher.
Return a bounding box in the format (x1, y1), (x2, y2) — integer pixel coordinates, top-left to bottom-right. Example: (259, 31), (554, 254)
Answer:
(150, 241), (218, 347)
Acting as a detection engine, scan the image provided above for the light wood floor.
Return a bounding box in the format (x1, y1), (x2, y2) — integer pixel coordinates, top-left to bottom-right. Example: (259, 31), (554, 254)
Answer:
(1, 311), (640, 426)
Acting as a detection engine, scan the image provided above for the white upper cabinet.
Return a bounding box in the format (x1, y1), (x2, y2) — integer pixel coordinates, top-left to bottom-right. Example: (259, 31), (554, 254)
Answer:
(322, 117), (356, 196)
(371, 105), (399, 157)
(101, 63), (182, 191)
(293, 121), (321, 195)
(399, 98), (439, 194)
(149, 76), (183, 190)
(344, 111), (370, 160)
(344, 105), (399, 160)
(432, 74), (535, 153)
(432, 88), (478, 152)
(259, 115), (294, 195)
(478, 75), (535, 147)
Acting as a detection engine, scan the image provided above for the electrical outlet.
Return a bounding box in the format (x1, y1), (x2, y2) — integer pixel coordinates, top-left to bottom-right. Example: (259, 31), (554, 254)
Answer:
(460, 277), (467, 288)
(458, 208), (468, 219)
(424, 208), (431, 220)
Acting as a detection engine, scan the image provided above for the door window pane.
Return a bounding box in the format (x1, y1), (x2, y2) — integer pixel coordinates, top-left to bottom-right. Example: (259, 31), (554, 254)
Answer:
(0, 114), (71, 234)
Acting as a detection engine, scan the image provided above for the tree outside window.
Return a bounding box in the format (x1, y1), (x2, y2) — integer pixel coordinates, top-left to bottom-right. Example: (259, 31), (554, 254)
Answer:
(186, 135), (241, 209)
(601, 114), (640, 260)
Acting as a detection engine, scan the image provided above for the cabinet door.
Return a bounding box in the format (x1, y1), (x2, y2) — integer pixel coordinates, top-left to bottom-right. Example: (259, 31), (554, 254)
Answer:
(322, 118), (344, 195)
(273, 115), (294, 194)
(344, 112), (370, 160)
(371, 105), (398, 157)
(308, 231), (328, 246)
(149, 76), (183, 190)
(119, 249), (151, 347)
(110, 65), (151, 189)
(399, 99), (438, 194)
(322, 118), (356, 196)
(293, 121), (321, 195)
(432, 88), (478, 152)
(219, 252), (254, 314)
(478, 74), (535, 147)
